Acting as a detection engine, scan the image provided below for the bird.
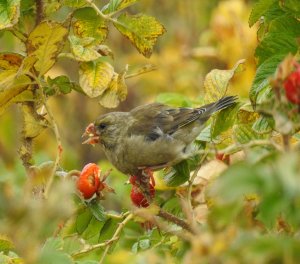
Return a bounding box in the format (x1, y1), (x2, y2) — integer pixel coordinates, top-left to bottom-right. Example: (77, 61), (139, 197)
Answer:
(82, 95), (237, 200)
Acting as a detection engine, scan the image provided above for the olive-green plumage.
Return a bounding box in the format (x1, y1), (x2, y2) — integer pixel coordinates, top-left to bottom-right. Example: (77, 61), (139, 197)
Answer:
(88, 96), (237, 175)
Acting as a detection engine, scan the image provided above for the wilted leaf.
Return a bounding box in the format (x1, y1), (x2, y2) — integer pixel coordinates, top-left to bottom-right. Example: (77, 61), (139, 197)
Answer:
(22, 104), (48, 138)
(69, 35), (101, 62)
(27, 21), (68, 75)
(0, 53), (23, 70)
(79, 60), (114, 98)
(204, 59), (245, 103)
(114, 13), (166, 58)
(72, 7), (108, 45)
(98, 70), (127, 108)
(0, 0), (20, 30)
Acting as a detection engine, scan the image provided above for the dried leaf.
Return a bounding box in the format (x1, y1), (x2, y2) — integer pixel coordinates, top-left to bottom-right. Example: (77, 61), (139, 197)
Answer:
(0, 52), (23, 70)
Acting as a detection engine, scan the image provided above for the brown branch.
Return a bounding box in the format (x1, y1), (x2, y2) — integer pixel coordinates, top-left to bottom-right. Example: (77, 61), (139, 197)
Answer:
(35, 0), (44, 25)
(158, 209), (196, 234)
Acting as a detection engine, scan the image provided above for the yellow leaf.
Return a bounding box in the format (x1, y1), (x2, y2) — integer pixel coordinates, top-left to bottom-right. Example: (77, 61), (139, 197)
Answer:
(22, 104), (48, 138)
(204, 59), (245, 103)
(26, 21), (68, 75)
(69, 35), (101, 61)
(114, 13), (166, 58)
(0, 234), (14, 251)
(99, 70), (127, 108)
(0, 0), (20, 30)
(0, 52), (23, 70)
(79, 60), (114, 98)
(72, 7), (108, 45)
(0, 74), (32, 115)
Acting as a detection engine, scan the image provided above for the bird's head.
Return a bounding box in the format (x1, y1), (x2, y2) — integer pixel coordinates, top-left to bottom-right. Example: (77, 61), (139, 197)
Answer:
(82, 112), (126, 149)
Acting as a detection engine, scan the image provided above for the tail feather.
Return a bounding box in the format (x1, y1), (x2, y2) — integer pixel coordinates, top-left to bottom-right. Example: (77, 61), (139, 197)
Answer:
(214, 95), (238, 112)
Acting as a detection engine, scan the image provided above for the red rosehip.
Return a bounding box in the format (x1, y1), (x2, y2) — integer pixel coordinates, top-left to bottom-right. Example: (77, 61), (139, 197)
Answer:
(77, 163), (100, 199)
(283, 66), (300, 104)
(130, 184), (155, 207)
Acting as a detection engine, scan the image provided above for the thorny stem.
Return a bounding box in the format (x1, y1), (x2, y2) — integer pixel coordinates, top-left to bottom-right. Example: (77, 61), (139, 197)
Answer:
(99, 213), (133, 264)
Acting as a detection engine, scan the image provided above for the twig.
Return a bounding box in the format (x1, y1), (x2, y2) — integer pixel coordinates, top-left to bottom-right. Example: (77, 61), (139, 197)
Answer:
(72, 237), (118, 258)
(125, 64), (157, 79)
(9, 27), (27, 42)
(157, 209), (195, 234)
(99, 213), (133, 264)
(35, 0), (44, 25)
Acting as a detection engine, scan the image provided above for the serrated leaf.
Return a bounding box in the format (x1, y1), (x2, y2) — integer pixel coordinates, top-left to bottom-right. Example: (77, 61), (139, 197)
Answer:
(98, 70), (127, 108)
(0, 0), (20, 29)
(72, 7), (108, 45)
(22, 104), (48, 138)
(114, 13), (166, 58)
(0, 52), (23, 70)
(281, 0), (300, 17)
(0, 235), (13, 252)
(69, 35), (101, 62)
(164, 160), (190, 187)
(79, 60), (114, 98)
(27, 21), (68, 75)
(87, 200), (106, 222)
(204, 59), (245, 103)
(249, 55), (283, 105)
(249, 0), (276, 27)
(233, 124), (265, 144)
(252, 115), (274, 134)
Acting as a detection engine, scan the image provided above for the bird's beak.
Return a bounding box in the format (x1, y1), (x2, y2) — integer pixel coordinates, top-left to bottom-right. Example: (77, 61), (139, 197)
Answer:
(82, 123), (100, 145)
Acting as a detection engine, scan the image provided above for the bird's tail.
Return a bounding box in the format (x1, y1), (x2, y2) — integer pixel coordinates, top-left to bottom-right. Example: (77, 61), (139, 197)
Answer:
(200, 96), (238, 116)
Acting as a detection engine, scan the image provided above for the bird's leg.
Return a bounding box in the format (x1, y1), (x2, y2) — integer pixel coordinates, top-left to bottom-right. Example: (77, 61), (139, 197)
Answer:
(135, 169), (153, 204)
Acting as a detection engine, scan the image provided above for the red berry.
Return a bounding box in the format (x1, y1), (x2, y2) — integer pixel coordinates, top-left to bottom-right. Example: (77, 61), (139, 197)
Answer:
(130, 184), (155, 207)
(283, 66), (300, 104)
(77, 163), (100, 199)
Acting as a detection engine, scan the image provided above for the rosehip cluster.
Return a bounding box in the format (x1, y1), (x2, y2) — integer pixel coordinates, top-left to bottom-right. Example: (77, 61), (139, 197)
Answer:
(283, 63), (300, 105)
(76, 163), (114, 199)
(129, 171), (155, 208)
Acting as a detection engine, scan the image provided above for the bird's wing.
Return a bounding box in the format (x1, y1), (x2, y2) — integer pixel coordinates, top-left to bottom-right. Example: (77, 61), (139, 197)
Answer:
(128, 103), (208, 140)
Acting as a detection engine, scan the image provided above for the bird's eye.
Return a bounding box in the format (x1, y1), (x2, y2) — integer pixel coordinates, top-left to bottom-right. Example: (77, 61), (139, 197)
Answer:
(98, 123), (107, 130)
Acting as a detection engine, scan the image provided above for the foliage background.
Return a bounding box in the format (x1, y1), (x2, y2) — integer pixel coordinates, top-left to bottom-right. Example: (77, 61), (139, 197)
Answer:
(1, 0), (300, 263)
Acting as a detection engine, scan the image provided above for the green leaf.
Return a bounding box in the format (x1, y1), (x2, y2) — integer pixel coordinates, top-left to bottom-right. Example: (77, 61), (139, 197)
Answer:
(72, 7), (108, 45)
(69, 35), (101, 62)
(0, 0), (20, 30)
(82, 216), (105, 244)
(114, 13), (166, 58)
(156, 92), (193, 107)
(98, 218), (119, 244)
(47, 75), (78, 94)
(76, 207), (93, 234)
(63, 0), (86, 8)
(0, 235), (13, 252)
(204, 59), (245, 103)
(248, 0), (276, 27)
(164, 159), (190, 187)
(87, 200), (106, 222)
(104, 0), (139, 13)
(281, 0), (300, 17)
(249, 55), (283, 105)
(26, 21), (68, 75)
(79, 60), (114, 98)
(98, 69), (127, 108)
(39, 237), (73, 264)
(252, 115), (274, 134)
